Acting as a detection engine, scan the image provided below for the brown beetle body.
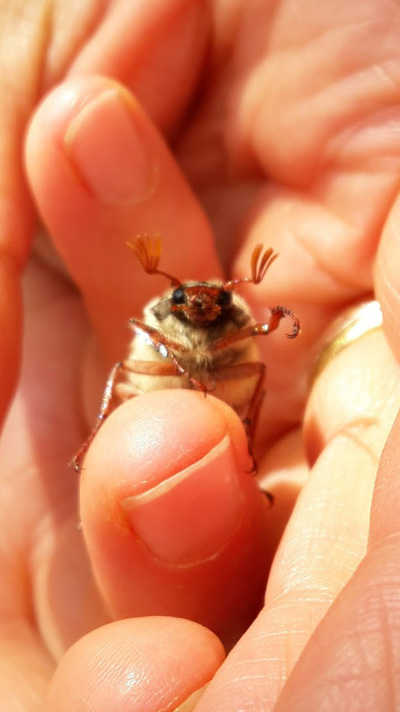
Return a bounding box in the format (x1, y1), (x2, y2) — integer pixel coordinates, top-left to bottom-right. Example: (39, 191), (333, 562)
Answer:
(72, 238), (300, 472)
(122, 285), (260, 415)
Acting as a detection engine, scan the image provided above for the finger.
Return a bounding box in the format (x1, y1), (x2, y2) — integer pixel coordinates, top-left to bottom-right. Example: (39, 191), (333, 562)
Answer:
(275, 400), (400, 709)
(257, 428), (309, 554)
(210, 1), (400, 428)
(47, 618), (225, 712)
(79, 390), (275, 647)
(273, 538), (400, 712)
(0, 0), (47, 424)
(195, 328), (400, 711)
(229, 0), (400, 287)
(369, 407), (400, 548)
(269, 328), (399, 674)
(360, 166), (400, 543)
(0, 258), (109, 658)
(376, 191), (400, 360)
(66, 0), (209, 136)
(25, 76), (219, 362)
(0, 617), (54, 710)
(0, 262), (22, 425)
(1, 0), (208, 427)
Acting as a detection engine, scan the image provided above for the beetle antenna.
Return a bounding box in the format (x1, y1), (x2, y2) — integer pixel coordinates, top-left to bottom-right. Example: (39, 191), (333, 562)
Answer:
(225, 244), (279, 289)
(127, 236), (181, 286)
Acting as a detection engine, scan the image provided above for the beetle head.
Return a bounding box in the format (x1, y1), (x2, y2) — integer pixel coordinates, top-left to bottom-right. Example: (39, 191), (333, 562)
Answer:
(128, 236), (279, 329)
(170, 283), (233, 327)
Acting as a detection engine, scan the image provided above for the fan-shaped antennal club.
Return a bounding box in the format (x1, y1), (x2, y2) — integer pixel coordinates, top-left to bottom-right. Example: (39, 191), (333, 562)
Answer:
(251, 244), (278, 284)
(225, 244), (279, 289)
(127, 236), (181, 286)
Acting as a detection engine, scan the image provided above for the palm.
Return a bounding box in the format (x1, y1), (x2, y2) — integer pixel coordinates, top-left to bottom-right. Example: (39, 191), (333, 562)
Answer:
(1, 1), (400, 709)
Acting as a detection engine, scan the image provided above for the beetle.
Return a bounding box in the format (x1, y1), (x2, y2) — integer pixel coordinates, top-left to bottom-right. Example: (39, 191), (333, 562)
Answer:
(71, 236), (300, 472)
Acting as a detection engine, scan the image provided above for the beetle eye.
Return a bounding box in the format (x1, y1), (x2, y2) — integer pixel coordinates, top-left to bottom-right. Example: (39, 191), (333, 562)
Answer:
(217, 289), (232, 307)
(171, 287), (186, 305)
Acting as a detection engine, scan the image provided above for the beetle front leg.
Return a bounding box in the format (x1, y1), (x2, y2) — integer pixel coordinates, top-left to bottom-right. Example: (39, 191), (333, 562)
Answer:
(129, 318), (212, 394)
(70, 361), (124, 473)
(260, 306), (300, 339)
(209, 306), (300, 353)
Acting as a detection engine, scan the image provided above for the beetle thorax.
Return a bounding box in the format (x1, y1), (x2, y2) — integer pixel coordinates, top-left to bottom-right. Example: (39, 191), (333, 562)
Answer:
(143, 283), (253, 354)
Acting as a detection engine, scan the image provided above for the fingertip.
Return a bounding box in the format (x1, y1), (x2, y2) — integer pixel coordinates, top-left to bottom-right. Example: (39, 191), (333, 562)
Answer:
(47, 617), (225, 712)
(25, 76), (219, 361)
(81, 389), (252, 496)
(80, 390), (271, 642)
(25, 76), (152, 229)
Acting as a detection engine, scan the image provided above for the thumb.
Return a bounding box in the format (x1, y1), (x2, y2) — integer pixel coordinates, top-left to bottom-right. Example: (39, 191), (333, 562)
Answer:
(79, 389), (272, 646)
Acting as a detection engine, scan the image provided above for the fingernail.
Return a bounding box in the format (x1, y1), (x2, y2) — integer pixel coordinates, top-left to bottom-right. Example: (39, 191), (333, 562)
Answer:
(64, 88), (156, 204)
(121, 436), (243, 566)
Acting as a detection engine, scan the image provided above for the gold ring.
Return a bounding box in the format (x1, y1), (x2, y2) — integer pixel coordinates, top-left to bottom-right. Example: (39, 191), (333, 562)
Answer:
(313, 300), (383, 381)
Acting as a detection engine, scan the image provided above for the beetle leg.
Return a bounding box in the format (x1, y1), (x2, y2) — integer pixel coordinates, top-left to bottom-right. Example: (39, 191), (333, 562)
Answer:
(166, 352), (210, 394)
(266, 306), (300, 339)
(71, 351), (211, 473)
(128, 319), (211, 393)
(209, 306), (300, 352)
(70, 361), (124, 473)
(241, 363), (266, 473)
(210, 363), (274, 500)
(211, 361), (266, 474)
(129, 318), (186, 352)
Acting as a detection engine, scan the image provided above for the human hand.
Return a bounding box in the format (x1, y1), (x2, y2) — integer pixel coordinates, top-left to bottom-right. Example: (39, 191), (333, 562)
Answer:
(2, 1), (400, 711)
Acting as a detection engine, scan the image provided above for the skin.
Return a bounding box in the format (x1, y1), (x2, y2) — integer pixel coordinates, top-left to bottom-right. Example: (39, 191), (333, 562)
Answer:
(2, 0), (400, 710)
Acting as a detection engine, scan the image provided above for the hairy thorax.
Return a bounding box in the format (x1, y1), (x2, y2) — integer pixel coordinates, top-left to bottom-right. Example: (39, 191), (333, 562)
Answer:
(123, 286), (261, 413)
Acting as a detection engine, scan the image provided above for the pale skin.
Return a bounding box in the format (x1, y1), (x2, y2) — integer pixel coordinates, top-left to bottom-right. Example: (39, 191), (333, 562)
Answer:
(2, 1), (400, 711)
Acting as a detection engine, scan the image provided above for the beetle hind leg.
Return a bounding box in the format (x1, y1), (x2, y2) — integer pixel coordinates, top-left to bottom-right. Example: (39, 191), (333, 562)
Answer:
(241, 363), (266, 475)
(70, 361), (125, 473)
